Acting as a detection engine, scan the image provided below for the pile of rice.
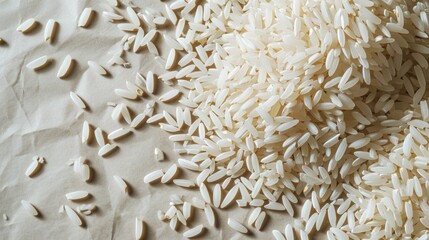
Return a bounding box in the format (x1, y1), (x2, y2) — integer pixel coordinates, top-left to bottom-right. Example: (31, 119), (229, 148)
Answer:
(135, 0), (429, 238)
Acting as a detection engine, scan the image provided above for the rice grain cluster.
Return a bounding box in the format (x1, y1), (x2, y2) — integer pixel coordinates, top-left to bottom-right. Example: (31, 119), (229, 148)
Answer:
(135, 0), (429, 238)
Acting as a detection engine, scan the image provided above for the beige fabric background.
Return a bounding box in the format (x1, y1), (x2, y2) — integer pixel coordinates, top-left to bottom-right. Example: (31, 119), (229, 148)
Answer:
(0, 0), (316, 239)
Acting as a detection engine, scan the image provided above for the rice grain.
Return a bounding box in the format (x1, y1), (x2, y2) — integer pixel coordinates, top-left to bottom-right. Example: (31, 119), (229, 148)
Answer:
(64, 205), (83, 226)
(78, 8), (94, 28)
(26, 55), (51, 70)
(44, 19), (57, 43)
(144, 169), (164, 183)
(69, 92), (86, 109)
(228, 218), (248, 234)
(57, 55), (74, 78)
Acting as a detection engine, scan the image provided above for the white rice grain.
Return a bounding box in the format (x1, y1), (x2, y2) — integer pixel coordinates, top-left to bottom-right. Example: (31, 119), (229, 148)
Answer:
(159, 89), (181, 102)
(144, 169), (164, 183)
(199, 183), (211, 204)
(183, 224), (204, 238)
(25, 160), (41, 177)
(17, 18), (37, 33)
(44, 19), (57, 43)
(146, 71), (155, 93)
(57, 55), (74, 78)
(135, 218), (145, 240)
(204, 205), (215, 226)
(108, 128), (131, 140)
(64, 205), (83, 226)
(65, 191), (90, 201)
(98, 144), (117, 157)
(113, 175), (129, 193)
(126, 7), (140, 26)
(78, 8), (94, 28)
(273, 230), (286, 240)
(69, 92), (86, 109)
(115, 89), (138, 100)
(228, 218), (248, 234)
(248, 207), (261, 226)
(94, 127), (105, 146)
(255, 211), (266, 230)
(26, 55), (51, 70)
(88, 61), (107, 76)
(161, 164), (177, 183)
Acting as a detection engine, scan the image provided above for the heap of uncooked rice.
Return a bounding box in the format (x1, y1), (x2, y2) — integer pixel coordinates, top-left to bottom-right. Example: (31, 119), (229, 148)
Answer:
(108, 0), (429, 238)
